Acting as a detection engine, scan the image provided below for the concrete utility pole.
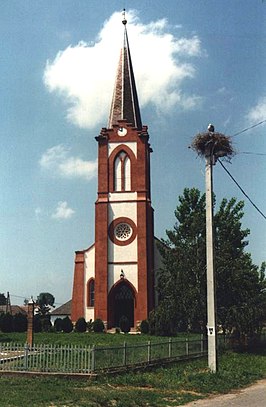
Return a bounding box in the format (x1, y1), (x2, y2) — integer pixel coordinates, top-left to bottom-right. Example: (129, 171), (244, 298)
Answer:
(205, 149), (217, 373)
(191, 123), (233, 374)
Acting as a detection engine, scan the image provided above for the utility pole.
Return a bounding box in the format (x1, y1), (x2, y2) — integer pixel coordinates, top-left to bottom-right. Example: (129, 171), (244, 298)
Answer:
(191, 124), (233, 374)
(205, 148), (217, 373)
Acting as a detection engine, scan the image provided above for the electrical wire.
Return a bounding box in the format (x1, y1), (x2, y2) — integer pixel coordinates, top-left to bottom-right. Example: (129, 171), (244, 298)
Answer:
(231, 119), (266, 137)
(218, 159), (266, 221)
(239, 151), (266, 156)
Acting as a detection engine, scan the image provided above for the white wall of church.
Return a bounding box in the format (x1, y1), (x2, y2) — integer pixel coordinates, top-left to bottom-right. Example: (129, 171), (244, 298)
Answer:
(108, 202), (137, 263)
(108, 263), (138, 292)
(84, 245), (95, 322)
(108, 201), (137, 223)
(108, 141), (137, 157)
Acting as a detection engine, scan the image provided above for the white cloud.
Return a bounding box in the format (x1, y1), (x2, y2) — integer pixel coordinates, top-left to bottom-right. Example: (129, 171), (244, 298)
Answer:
(247, 97), (266, 123)
(39, 144), (97, 180)
(52, 201), (75, 220)
(43, 10), (203, 129)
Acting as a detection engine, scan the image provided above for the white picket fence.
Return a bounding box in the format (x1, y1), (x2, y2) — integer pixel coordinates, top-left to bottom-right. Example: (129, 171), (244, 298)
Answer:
(0, 337), (207, 375)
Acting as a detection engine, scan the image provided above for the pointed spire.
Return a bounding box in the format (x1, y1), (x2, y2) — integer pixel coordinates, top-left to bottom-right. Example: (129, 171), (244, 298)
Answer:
(108, 11), (142, 130)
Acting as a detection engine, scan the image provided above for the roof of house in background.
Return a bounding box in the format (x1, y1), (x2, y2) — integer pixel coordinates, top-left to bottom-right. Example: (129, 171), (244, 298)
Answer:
(0, 305), (27, 315)
(51, 300), (72, 316)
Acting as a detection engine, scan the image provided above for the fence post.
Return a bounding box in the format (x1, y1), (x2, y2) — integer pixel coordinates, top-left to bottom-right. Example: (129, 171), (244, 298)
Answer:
(186, 338), (189, 356)
(168, 338), (172, 358)
(91, 346), (95, 372)
(201, 334), (204, 354)
(147, 341), (151, 363)
(123, 342), (127, 366)
(24, 343), (29, 371)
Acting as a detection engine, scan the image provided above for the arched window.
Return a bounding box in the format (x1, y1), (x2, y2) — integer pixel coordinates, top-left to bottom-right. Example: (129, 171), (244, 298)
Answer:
(87, 279), (95, 307)
(114, 151), (131, 191)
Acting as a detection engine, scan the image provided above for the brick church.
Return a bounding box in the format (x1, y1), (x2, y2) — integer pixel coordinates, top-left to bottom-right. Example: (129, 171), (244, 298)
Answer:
(71, 16), (161, 329)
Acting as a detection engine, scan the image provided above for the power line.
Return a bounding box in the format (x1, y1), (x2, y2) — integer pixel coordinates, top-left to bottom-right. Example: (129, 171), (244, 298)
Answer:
(232, 119), (266, 138)
(239, 151), (266, 156)
(218, 159), (266, 221)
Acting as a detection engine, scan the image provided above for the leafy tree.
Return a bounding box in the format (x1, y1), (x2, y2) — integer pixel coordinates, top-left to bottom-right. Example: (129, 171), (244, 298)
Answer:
(0, 293), (7, 306)
(154, 188), (266, 337)
(36, 293), (55, 316)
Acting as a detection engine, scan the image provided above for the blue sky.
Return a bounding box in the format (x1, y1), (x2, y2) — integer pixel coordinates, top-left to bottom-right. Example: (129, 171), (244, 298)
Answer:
(0, 0), (265, 307)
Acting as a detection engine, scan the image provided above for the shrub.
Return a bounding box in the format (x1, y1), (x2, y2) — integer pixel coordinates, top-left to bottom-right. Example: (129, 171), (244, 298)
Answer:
(54, 318), (63, 332)
(75, 317), (87, 333)
(33, 314), (42, 333)
(93, 318), (105, 333)
(0, 313), (13, 333)
(119, 316), (130, 334)
(61, 316), (73, 333)
(140, 319), (149, 334)
(13, 313), (27, 332)
(41, 317), (52, 332)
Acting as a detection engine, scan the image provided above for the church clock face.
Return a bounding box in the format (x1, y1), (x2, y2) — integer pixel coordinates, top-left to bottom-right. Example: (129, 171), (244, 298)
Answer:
(108, 217), (137, 246)
(117, 127), (127, 137)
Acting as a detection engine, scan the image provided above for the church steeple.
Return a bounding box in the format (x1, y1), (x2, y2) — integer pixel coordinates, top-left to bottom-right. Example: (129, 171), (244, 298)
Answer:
(108, 13), (142, 130)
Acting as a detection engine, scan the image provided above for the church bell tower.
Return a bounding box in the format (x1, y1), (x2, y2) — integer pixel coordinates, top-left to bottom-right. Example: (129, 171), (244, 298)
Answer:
(71, 15), (155, 328)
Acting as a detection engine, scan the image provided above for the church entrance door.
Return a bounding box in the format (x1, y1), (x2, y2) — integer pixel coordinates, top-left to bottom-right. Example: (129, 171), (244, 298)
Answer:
(108, 282), (135, 328)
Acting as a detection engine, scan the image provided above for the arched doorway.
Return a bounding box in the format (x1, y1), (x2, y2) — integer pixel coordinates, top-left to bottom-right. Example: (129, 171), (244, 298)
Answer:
(108, 281), (135, 328)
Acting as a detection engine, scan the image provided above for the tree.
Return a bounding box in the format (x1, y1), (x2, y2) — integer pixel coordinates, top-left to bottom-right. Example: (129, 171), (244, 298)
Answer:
(154, 188), (266, 337)
(35, 292), (55, 332)
(36, 293), (55, 317)
(0, 293), (7, 306)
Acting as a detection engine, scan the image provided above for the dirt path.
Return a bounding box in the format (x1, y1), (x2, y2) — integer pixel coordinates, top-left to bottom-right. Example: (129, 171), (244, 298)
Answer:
(183, 379), (266, 407)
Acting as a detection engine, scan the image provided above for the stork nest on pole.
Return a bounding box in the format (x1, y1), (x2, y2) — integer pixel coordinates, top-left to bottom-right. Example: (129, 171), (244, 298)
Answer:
(191, 131), (234, 160)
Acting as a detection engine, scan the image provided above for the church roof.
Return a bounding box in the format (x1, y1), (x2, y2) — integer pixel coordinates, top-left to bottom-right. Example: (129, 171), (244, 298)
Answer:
(108, 17), (142, 130)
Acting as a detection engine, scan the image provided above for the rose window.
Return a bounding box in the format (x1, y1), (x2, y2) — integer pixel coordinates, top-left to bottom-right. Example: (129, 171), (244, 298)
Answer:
(114, 223), (132, 241)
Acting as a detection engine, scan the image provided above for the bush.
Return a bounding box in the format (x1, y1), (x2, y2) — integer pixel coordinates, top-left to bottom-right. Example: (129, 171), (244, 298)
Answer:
(75, 317), (87, 333)
(41, 317), (52, 332)
(119, 316), (130, 334)
(0, 313), (13, 333)
(13, 313), (27, 332)
(54, 318), (63, 332)
(33, 314), (42, 332)
(61, 316), (73, 333)
(140, 319), (149, 334)
(93, 318), (105, 333)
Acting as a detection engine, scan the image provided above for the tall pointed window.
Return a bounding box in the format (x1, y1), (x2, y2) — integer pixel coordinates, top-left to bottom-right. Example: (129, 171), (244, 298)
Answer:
(114, 151), (131, 191)
(87, 278), (95, 307)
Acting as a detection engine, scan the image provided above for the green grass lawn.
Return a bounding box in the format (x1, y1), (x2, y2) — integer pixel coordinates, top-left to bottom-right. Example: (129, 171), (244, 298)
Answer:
(0, 331), (197, 346)
(0, 351), (265, 407)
